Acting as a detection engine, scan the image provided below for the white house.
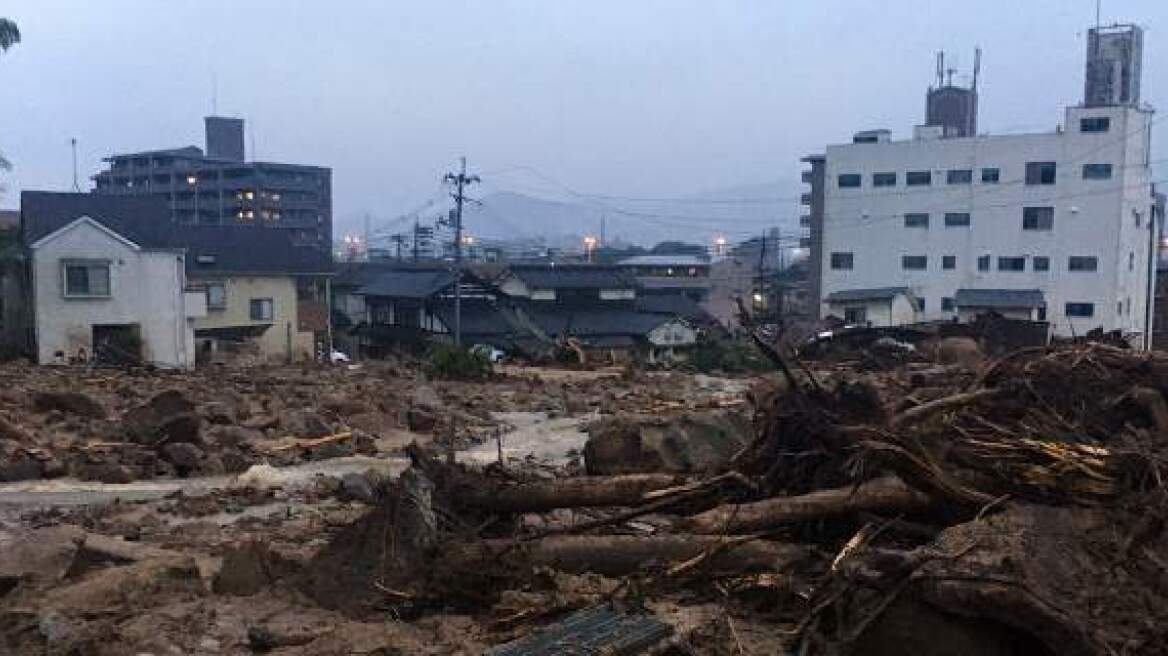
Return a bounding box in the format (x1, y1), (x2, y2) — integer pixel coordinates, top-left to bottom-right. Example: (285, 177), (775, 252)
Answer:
(23, 193), (204, 368)
(805, 25), (1159, 347)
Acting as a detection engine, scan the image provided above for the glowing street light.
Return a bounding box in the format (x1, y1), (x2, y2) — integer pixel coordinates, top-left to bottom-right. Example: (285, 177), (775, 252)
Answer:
(185, 174), (197, 186)
(713, 235), (727, 256)
(582, 235), (598, 262)
(461, 234), (475, 246)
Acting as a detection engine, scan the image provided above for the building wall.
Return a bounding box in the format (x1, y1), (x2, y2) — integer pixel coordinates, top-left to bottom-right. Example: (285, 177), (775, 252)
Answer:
(191, 275), (313, 361)
(32, 221), (193, 367)
(825, 294), (917, 328)
(817, 105), (1155, 342)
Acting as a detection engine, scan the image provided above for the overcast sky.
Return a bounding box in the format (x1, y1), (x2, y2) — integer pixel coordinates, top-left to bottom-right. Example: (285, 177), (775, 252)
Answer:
(1, 1), (1164, 237)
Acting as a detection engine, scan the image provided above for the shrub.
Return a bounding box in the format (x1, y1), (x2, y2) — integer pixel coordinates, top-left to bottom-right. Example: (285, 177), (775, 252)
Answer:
(424, 343), (492, 380)
(687, 336), (770, 374)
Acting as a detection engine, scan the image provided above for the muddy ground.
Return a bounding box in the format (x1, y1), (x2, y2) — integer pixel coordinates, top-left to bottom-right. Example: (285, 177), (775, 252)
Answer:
(0, 360), (762, 655)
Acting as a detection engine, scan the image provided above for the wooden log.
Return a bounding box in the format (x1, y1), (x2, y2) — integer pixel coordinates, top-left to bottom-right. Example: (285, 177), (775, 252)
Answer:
(451, 535), (811, 577)
(682, 477), (932, 534)
(458, 473), (686, 514)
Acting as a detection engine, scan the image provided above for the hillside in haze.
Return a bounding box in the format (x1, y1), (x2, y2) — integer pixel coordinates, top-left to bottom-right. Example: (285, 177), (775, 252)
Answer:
(464, 180), (802, 248)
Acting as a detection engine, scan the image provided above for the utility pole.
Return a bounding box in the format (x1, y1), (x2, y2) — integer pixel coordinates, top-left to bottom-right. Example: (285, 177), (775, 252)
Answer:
(412, 221), (421, 261)
(390, 233), (406, 260)
(443, 157), (479, 347)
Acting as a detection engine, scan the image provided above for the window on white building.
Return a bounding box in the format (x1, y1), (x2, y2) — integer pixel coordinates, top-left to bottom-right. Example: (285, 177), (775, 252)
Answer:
(838, 174), (861, 188)
(944, 212), (971, 227)
(1065, 302), (1095, 317)
(997, 257), (1025, 271)
(62, 260), (111, 298)
(1034, 256), (1050, 271)
(1080, 117), (1111, 133)
(830, 252), (854, 269)
(1025, 161), (1057, 185)
(942, 255), (956, 269)
(941, 297), (955, 312)
(249, 298), (274, 321)
(977, 255), (990, 271)
(981, 168), (1001, 183)
(904, 213), (929, 228)
(906, 171), (932, 186)
(873, 172), (897, 187)
(844, 306), (867, 324)
(1068, 256), (1098, 272)
(902, 255), (927, 270)
(947, 169), (972, 184)
(1022, 207), (1054, 230)
(1082, 163), (1113, 180)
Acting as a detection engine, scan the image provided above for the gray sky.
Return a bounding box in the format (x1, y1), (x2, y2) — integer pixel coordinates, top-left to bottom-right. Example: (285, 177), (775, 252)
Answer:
(1, 0), (1164, 238)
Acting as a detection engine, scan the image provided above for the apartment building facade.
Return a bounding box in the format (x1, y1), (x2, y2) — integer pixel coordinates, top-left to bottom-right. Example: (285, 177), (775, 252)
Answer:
(92, 117), (332, 248)
(806, 25), (1159, 347)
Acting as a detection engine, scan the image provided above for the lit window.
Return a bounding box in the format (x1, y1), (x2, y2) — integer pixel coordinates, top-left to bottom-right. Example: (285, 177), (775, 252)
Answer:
(62, 261), (111, 298)
(244, 190), (255, 200)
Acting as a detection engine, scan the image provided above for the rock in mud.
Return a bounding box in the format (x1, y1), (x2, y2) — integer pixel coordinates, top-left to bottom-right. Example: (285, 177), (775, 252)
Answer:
(32, 391), (105, 419)
(212, 541), (295, 596)
(159, 442), (204, 476)
(124, 390), (199, 443)
(584, 410), (751, 475)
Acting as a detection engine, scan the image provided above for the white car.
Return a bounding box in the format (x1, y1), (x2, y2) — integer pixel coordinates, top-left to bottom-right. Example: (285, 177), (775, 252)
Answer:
(329, 349), (351, 363)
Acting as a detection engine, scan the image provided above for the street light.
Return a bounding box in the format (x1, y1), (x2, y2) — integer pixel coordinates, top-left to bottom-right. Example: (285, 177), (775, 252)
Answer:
(186, 174), (198, 223)
(713, 236), (728, 257)
(583, 235), (598, 262)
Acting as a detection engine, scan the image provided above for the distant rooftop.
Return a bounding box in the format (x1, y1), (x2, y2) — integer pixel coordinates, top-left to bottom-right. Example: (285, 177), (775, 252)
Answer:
(619, 255), (710, 267)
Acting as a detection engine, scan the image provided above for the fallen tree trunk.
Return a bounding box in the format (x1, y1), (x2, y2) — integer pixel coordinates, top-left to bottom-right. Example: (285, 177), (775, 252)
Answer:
(457, 473), (686, 513)
(683, 477), (932, 534)
(449, 535), (811, 577)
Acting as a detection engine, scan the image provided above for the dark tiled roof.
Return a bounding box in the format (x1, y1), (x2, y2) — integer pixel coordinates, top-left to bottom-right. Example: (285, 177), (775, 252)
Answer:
(825, 287), (911, 303)
(21, 191), (176, 248)
(636, 292), (714, 324)
(333, 261), (447, 288)
(521, 303), (673, 338)
(508, 264), (634, 290)
(358, 270), (456, 298)
(431, 301), (519, 337)
(179, 225), (333, 275)
(955, 288), (1045, 308)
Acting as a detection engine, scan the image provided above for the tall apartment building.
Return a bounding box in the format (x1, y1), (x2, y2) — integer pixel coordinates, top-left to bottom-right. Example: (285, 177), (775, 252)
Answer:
(92, 117), (332, 248)
(805, 24), (1159, 347)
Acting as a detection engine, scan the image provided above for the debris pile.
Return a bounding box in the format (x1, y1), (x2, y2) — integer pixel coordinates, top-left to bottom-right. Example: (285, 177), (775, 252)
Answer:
(305, 341), (1168, 654)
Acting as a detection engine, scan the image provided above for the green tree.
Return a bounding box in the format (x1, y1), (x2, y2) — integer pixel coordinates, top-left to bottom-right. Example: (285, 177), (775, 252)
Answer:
(0, 18), (19, 52)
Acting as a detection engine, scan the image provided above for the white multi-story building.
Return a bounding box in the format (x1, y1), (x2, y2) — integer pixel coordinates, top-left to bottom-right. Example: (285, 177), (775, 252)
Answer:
(805, 25), (1160, 347)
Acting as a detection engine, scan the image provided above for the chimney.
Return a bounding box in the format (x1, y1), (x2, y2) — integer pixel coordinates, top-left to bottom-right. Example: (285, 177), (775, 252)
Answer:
(204, 116), (245, 161)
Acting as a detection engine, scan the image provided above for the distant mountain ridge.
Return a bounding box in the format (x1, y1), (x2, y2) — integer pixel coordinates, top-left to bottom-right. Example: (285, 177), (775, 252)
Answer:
(465, 179), (800, 248)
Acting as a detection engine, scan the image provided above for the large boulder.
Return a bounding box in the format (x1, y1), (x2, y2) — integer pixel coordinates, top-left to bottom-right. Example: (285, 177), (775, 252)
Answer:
(584, 410), (751, 475)
(123, 390), (201, 445)
(32, 392), (105, 419)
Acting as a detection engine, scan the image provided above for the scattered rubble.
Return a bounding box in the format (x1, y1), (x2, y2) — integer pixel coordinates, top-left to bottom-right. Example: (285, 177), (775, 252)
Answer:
(3, 339), (1167, 654)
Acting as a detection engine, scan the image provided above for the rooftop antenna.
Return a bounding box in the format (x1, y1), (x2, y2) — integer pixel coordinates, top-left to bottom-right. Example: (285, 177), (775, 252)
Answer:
(935, 51), (945, 88)
(1096, 0), (1102, 31)
(70, 137), (80, 192)
(972, 47), (981, 91)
